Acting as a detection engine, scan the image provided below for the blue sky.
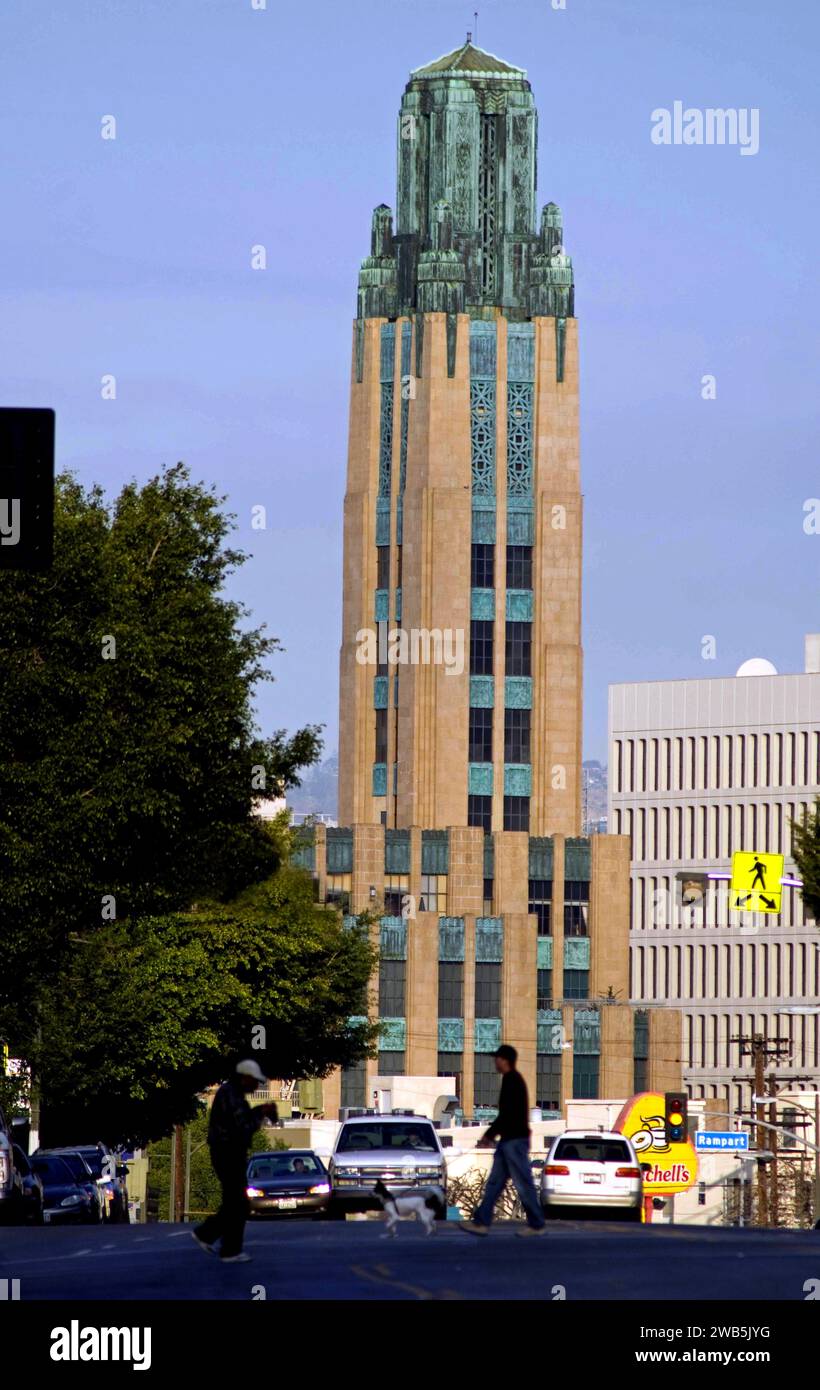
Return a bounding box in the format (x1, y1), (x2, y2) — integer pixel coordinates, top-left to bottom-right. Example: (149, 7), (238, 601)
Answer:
(2, 0), (819, 763)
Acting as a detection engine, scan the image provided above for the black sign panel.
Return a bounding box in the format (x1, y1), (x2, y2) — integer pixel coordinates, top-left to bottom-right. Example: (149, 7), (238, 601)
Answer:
(0, 407), (55, 570)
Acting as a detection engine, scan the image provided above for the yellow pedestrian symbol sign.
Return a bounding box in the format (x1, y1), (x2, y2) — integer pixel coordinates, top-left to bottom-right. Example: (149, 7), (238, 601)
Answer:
(730, 851), (784, 914)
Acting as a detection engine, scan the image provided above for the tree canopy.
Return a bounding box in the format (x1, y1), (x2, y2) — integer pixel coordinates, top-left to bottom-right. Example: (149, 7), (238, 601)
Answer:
(791, 804), (820, 925)
(0, 463), (374, 1140)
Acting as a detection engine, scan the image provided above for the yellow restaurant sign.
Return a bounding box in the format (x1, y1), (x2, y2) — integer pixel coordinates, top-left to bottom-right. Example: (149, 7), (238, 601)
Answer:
(614, 1092), (698, 1195)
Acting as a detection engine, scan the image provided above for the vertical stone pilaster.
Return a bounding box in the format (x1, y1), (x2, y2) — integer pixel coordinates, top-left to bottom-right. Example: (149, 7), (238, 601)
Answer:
(589, 834), (630, 1001)
(406, 911), (438, 1075)
(448, 825), (483, 916)
(648, 1009), (684, 1093)
(503, 912), (537, 1084)
(462, 914), (477, 1117)
(493, 830), (529, 914)
(599, 1005), (633, 1099)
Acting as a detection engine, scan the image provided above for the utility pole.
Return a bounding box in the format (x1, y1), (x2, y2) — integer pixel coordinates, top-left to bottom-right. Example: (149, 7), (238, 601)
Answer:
(768, 1075), (779, 1228)
(731, 1031), (792, 1226)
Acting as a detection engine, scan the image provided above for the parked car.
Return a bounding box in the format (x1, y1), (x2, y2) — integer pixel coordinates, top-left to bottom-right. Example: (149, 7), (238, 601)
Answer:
(12, 1145), (44, 1225)
(44, 1144), (129, 1223)
(327, 1111), (447, 1218)
(0, 1103), (21, 1225)
(540, 1130), (643, 1221)
(245, 1150), (330, 1218)
(35, 1150), (103, 1224)
(30, 1154), (100, 1225)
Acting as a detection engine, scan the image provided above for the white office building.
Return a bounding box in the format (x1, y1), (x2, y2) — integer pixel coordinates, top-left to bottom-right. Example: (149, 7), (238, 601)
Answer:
(609, 637), (820, 1114)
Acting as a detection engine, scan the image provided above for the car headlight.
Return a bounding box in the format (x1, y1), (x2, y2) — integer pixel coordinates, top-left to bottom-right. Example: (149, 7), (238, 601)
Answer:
(60, 1194), (83, 1206)
(308, 1183), (331, 1195)
(333, 1165), (359, 1175)
(246, 1186), (265, 1197)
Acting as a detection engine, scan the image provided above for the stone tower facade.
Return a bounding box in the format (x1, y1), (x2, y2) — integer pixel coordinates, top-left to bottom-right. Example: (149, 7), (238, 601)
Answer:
(338, 40), (582, 837)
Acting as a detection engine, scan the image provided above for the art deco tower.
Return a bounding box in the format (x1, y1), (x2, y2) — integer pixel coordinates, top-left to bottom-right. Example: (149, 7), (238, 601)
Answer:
(338, 38), (581, 838)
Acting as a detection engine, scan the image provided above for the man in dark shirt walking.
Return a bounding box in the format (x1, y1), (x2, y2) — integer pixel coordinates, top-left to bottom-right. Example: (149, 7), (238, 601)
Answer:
(459, 1044), (547, 1237)
(192, 1059), (278, 1263)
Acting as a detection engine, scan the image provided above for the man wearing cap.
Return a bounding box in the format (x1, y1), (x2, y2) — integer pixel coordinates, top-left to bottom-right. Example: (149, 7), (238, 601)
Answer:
(459, 1044), (547, 1238)
(192, 1059), (278, 1263)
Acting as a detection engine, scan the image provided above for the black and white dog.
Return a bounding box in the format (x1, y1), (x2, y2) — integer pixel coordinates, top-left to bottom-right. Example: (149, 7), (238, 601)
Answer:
(372, 1179), (444, 1236)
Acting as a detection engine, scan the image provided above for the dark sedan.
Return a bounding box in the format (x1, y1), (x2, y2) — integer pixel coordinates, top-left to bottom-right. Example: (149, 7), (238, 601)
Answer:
(12, 1146), (43, 1225)
(246, 1150), (330, 1218)
(36, 1149), (103, 1223)
(30, 1154), (99, 1225)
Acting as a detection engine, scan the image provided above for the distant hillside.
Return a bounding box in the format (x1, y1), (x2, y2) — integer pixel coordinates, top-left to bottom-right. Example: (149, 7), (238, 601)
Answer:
(287, 751), (338, 817)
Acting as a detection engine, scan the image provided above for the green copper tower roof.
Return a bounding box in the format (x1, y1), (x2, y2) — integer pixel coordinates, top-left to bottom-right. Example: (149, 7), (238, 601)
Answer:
(411, 40), (526, 80)
(355, 36), (575, 322)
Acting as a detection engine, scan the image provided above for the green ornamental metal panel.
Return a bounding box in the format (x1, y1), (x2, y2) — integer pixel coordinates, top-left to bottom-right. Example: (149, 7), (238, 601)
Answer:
(507, 322), (535, 383)
(342, 915), (359, 932)
(439, 916), (465, 961)
(348, 1014), (369, 1029)
(470, 675), (495, 708)
(421, 829), (449, 874)
(291, 831), (315, 871)
(379, 1017), (407, 1051)
(504, 763), (531, 797)
(506, 589), (533, 622)
(438, 1018), (465, 1052)
(469, 320), (497, 379)
(475, 917), (504, 962)
(565, 836), (591, 881)
(474, 1018), (502, 1053)
(537, 1008), (563, 1053)
(374, 589), (389, 623)
(372, 763), (387, 797)
(375, 498), (391, 546)
(395, 587), (402, 622)
(536, 937), (553, 970)
(506, 503), (534, 545)
(574, 1008), (600, 1055)
(373, 676), (388, 709)
(384, 829), (410, 874)
(504, 676), (532, 709)
(326, 829), (353, 873)
(529, 835), (554, 879)
(472, 506), (496, 543)
(380, 323), (396, 381)
(380, 917), (408, 960)
(470, 588), (495, 621)
(468, 762), (493, 796)
(564, 937), (590, 970)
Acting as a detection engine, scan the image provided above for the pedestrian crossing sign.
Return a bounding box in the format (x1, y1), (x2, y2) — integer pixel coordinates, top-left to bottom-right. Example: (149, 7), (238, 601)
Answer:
(730, 851), (784, 914)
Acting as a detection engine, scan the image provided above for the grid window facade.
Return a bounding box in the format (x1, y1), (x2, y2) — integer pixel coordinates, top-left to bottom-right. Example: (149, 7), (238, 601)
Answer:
(536, 1055), (561, 1111)
(475, 962), (501, 1017)
(470, 620), (495, 675)
(474, 1052), (500, 1107)
(471, 543), (495, 589)
(378, 1051), (405, 1077)
(504, 708), (531, 764)
(529, 879), (552, 935)
(506, 545), (532, 590)
(379, 960), (406, 1016)
(563, 968), (589, 1000)
(503, 795), (530, 831)
(438, 962), (464, 1018)
(341, 1059), (367, 1109)
(505, 621), (531, 677)
(469, 707), (494, 763)
(537, 968), (553, 1009)
(469, 794), (492, 832)
(377, 545), (390, 590)
(564, 880), (590, 937)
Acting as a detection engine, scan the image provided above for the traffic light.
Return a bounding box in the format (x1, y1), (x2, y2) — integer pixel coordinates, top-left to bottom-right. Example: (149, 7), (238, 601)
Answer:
(665, 1091), (688, 1144)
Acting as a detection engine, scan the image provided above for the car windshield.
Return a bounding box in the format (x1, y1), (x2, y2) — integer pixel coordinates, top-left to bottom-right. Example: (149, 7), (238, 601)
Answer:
(74, 1150), (105, 1178)
(248, 1154), (324, 1178)
(32, 1156), (76, 1184)
(336, 1123), (438, 1154)
(52, 1153), (92, 1181)
(554, 1138), (632, 1163)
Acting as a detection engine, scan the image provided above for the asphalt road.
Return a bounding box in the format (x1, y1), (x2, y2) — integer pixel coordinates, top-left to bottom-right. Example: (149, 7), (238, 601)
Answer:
(2, 1217), (819, 1300)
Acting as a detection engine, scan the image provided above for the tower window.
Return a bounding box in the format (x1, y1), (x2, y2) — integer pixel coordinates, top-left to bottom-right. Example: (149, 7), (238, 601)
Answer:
(377, 545), (390, 590)
(375, 707), (388, 763)
(506, 546), (532, 590)
(379, 959), (406, 1016)
(470, 620), (494, 675)
(504, 708), (531, 763)
(528, 879), (552, 935)
(468, 795), (492, 832)
(471, 543), (495, 589)
(505, 622), (531, 677)
(469, 707), (493, 762)
(438, 962), (464, 1017)
(503, 795), (529, 832)
(475, 962), (501, 1017)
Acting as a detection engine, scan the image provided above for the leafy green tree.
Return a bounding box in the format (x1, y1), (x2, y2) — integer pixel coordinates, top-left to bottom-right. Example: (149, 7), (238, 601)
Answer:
(34, 865), (377, 1145)
(0, 464), (321, 1046)
(791, 804), (820, 923)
